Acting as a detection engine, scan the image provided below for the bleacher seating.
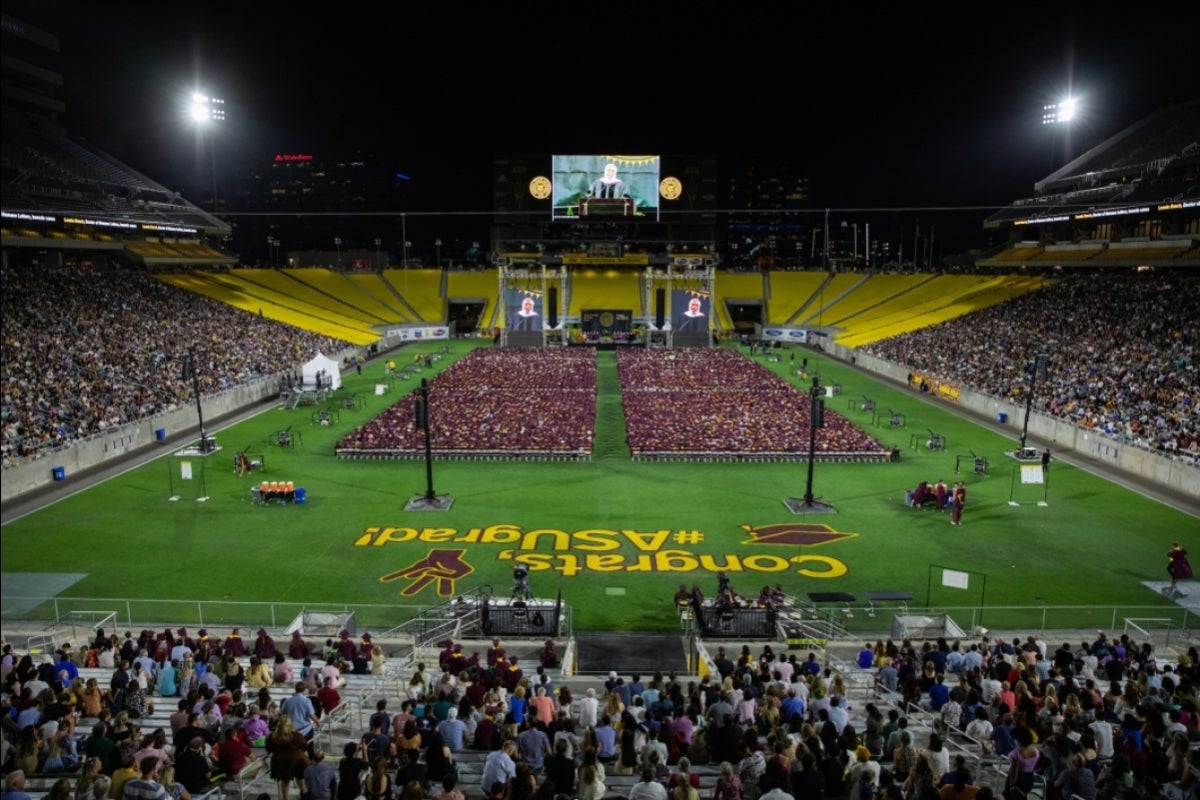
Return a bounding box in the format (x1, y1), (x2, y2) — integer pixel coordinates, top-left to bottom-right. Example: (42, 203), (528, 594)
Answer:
(154, 271), (379, 346)
(0, 122), (223, 230)
(382, 268), (444, 323)
(12, 619), (1183, 800)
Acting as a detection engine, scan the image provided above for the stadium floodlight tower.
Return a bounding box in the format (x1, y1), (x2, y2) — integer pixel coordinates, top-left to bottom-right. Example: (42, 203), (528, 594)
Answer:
(1041, 95), (1078, 170)
(189, 92), (225, 212)
(1041, 97), (1077, 125)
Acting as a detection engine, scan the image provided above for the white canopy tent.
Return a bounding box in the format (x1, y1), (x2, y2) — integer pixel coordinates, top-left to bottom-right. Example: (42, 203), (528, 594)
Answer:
(301, 352), (342, 391)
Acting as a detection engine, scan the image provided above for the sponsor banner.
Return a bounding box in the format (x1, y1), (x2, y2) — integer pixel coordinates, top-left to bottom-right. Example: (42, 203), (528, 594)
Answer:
(760, 328), (809, 343)
(935, 382), (961, 402)
(911, 373), (961, 403)
(386, 326), (450, 341)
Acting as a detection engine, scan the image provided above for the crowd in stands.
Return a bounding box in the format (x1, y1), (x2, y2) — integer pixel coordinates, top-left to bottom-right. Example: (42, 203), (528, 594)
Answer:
(5, 623), (1200, 800)
(9, 265), (1194, 474)
(337, 349), (597, 457)
(1, 267), (350, 468)
(616, 349), (887, 460)
(861, 272), (1199, 460)
(856, 631), (1200, 800)
(0, 626), (386, 794)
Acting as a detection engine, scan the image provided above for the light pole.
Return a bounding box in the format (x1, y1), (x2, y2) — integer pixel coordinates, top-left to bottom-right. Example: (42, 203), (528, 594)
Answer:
(865, 222), (871, 271)
(822, 208), (830, 272)
(401, 214), (408, 268)
(435, 238), (442, 268)
(189, 92), (225, 212)
(334, 237), (342, 270)
(374, 238), (382, 271)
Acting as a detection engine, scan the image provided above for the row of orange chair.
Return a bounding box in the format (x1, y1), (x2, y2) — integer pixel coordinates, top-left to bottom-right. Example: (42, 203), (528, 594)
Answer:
(255, 480), (302, 504)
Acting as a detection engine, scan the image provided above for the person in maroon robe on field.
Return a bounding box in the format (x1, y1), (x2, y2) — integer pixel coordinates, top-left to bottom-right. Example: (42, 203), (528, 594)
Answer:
(1168, 542), (1192, 589)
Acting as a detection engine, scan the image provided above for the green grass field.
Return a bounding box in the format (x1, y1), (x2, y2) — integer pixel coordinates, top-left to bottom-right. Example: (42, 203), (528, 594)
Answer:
(2, 341), (1196, 635)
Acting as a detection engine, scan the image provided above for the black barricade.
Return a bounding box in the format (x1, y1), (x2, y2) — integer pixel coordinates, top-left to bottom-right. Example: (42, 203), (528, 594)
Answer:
(699, 606), (777, 639)
(482, 600), (559, 636)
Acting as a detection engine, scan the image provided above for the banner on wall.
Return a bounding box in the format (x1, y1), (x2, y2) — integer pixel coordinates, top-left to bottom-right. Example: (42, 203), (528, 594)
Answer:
(387, 326), (450, 341)
(759, 327), (809, 343)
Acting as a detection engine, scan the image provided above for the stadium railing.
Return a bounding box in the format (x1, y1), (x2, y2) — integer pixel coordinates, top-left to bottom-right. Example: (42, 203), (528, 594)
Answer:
(3, 597), (1195, 649)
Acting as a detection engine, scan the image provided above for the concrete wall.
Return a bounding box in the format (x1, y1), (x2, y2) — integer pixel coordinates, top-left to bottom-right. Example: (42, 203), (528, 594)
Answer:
(831, 342), (1200, 500)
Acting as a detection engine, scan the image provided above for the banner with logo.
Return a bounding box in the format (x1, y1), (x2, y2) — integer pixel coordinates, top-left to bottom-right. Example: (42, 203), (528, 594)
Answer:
(387, 326), (450, 342)
(759, 327), (809, 344)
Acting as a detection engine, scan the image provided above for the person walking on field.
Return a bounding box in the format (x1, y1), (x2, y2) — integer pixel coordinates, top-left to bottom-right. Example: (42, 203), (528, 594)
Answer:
(950, 482), (966, 526)
(1168, 542), (1192, 590)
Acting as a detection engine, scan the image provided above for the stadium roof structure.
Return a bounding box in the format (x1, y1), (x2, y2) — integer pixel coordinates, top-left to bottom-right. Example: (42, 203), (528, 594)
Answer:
(1, 11), (232, 263)
(1, 121), (230, 235)
(983, 99), (1199, 232)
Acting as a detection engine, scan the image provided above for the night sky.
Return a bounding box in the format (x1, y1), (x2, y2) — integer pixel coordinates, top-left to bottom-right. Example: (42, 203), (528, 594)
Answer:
(7, 2), (1200, 252)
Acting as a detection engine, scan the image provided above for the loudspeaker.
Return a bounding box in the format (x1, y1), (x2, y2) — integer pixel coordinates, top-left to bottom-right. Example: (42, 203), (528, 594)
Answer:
(655, 288), (665, 328)
(548, 286), (558, 328)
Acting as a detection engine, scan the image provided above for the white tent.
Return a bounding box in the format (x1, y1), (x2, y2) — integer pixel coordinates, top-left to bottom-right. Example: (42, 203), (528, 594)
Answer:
(301, 352), (342, 391)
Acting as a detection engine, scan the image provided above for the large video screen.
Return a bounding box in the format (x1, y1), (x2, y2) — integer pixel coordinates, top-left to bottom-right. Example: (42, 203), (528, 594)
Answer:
(505, 288), (543, 331)
(671, 288), (709, 333)
(552, 155), (660, 221)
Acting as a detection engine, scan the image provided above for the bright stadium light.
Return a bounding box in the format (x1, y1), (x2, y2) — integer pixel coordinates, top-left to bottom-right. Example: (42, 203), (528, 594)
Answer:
(190, 92), (226, 124)
(1042, 97), (1078, 125)
(1042, 95), (1081, 171)
(189, 92), (225, 211)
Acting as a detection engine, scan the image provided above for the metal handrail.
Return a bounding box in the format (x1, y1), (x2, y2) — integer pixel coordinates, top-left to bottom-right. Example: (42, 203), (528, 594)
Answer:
(2, 596), (1195, 641)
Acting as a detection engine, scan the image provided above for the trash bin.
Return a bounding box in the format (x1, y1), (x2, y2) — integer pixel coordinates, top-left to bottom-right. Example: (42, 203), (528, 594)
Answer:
(52, 466), (66, 481)
(156, 428), (167, 442)
(997, 412), (1008, 424)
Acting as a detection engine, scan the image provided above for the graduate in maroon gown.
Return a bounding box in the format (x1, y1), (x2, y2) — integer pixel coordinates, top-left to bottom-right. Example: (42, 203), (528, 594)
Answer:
(1168, 542), (1193, 588)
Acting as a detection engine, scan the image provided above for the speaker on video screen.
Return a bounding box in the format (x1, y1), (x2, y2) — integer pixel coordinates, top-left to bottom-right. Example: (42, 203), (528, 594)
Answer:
(548, 286), (558, 328)
(655, 288), (665, 328)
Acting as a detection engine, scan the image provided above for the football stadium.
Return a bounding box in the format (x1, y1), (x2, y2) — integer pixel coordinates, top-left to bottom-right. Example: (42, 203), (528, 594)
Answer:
(2, 11), (1199, 800)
